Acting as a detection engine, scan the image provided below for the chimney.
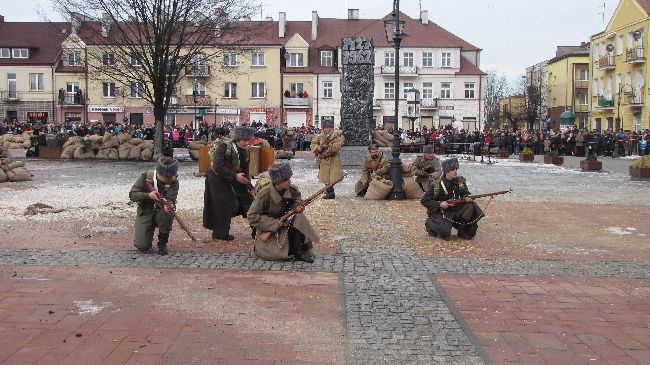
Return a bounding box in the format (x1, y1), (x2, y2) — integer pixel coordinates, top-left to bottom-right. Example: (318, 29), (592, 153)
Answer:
(242, 16), (251, 21)
(101, 13), (110, 37)
(347, 9), (359, 20)
(214, 8), (226, 37)
(0, 15), (5, 23)
(70, 12), (85, 34)
(279, 12), (286, 38)
(420, 10), (429, 25)
(265, 16), (273, 21)
(311, 11), (318, 41)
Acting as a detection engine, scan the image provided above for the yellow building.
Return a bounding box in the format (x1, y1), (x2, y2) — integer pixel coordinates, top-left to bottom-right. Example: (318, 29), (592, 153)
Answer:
(546, 44), (590, 130)
(498, 96), (526, 130)
(590, 0), (648, 131)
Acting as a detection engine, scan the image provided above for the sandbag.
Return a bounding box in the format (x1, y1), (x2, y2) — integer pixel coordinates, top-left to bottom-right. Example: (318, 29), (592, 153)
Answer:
(275, 150), (293, 160)
(189, 150), (200, 160)
(88, 134), (103, 143)
(102, 132), (113, 144)
(364, 178), (393, 200)
(6, 167), (32, 182)
(103, 136), (119, 148)
(73, 146), (95, 159)
(402, 163), (415, 177)
(403, 177), (424, 200)
(60, 145), (75, 159)
(9, 143), (23, 149)
(4, 135), (15, 143)
(0, 169), (7, 182)
(96, 148), (111, 159)
(22, 132), (32, 139)
(188, 141), (205, 150)
(130, 138), (143, 146)
(107, 148), (119, 160)
(2, 141), (10, 150)
(140, 148), (153, 161)
(13, 137), (24, 143)
(118, 144), (132, 159)
(117, 133), (131, 144)
(128, 145), (142, 159)
(8, 161), (25, 169)
(23, 141), (31, 149)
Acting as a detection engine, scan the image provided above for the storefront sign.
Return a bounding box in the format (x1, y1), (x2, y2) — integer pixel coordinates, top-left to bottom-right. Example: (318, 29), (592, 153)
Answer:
(167, 108), (239, 115)
(88, 106), (124, 113)
(439, 106), (455, 118)
(27, 112), (48, 120)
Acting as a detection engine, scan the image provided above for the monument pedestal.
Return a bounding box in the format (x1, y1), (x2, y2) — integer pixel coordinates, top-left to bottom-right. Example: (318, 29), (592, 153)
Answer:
(340, 146), (369, 168)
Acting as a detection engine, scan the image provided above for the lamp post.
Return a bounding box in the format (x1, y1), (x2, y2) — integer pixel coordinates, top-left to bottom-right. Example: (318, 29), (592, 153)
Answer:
(384, 0), (406, 200)
(407, 87), (421, 134)
(192, 85), (198, 130)
(617, 83), (633, 131)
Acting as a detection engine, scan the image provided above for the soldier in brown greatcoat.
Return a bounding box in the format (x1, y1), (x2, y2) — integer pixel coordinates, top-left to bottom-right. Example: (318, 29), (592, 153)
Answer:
(355, 144), (390, 197)
(310, 119), (344, 199)
(412, 144), (442, 192)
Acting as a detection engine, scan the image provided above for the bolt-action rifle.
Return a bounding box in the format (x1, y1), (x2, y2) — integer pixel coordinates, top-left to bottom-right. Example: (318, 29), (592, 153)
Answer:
(258, 173), (347, 243)
(143, 179), (197, 243)
(445, 190), (511, 206)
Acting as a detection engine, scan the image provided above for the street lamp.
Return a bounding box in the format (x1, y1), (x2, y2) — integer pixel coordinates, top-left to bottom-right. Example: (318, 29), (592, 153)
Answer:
(384, 1), (406, 200)
(407, 87), (421, 131)
(617, 83), (633, 131)
(192, 84), (199, 130)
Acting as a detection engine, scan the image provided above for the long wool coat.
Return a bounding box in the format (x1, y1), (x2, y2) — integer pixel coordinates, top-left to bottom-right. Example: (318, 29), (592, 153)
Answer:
(310, 130), (344, 185)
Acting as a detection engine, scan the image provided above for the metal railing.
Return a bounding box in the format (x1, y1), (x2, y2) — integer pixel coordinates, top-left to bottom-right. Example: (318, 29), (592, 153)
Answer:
(597, 97), (614, 107)
(283, 97), (309, 107)
(59, 92), (86, 105)
(1, 89), (18, 101)
(627, 92), (643, 104)
(598, 55), (615, 69)
(185, 64), (211, 76)
(574, 80), (589, 89)
(626, 47), (645, 63)
(420, 98), (438, 109)
(185, 94), (211, 106)
(380, 65), (418, 75)
(574, 104), (589, 113)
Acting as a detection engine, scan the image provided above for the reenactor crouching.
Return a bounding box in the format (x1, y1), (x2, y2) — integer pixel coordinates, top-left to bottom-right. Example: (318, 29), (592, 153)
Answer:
(412, 144), (442, 192)
(355, 144), (390, 197)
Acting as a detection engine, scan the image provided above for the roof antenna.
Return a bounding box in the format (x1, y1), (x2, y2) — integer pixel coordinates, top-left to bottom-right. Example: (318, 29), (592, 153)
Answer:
(419, 0), (422, 14)
(597, 2), (606, 30)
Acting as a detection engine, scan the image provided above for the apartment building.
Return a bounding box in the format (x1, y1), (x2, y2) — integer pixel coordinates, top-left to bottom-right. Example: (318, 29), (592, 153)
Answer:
(546, 43), (590, 130)
(590, 0), (647, 131)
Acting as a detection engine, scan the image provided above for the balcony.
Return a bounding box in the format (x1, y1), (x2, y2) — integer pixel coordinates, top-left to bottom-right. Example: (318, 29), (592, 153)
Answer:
(59, 92), (86, 106)
(597, 55), (615, 70)
(596, 96), (614, 109)
(373, 100), (381, 110)
(626, 47), (645, 64)
(574, 104), (589, 113)
(283, 97), (309, 108)
(185, 64), (211, 76)
(380, 65), (418, 76)
(185, 94), (211, 106)
(626, 92), (643, 106)
(420, 98), (438, 109)
(574, 80), (589, 89)
(1, 89), (19, 101)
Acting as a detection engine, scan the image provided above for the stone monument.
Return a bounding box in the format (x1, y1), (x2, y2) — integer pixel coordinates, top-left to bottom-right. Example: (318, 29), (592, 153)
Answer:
(340, 37), (374, 167)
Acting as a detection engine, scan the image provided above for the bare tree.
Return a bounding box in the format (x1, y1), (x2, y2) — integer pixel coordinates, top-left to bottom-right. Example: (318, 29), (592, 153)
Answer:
(522, 64), (548, 131)
(53, 0), (260, 157)
(483, 69), (509, 130)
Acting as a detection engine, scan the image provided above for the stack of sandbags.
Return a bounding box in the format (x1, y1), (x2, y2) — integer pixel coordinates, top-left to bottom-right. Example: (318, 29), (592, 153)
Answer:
(275, 150), (293, 160)
(403, 177), (424, 200)
(58, 132), (154, 161)
(188, 141), (211, 160)
(0, 133), (32, 150)
(372, 130), (394, 148)
(0, 159), (33, 182)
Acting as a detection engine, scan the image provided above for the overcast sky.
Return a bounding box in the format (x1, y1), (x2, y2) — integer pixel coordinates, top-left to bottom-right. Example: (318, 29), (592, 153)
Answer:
(2, 0), (617, 81)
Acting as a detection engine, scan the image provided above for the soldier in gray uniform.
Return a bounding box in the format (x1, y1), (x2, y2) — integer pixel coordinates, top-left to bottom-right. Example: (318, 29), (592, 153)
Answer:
(412, 144), (442, 192)
(420, 158), (484, 240)
(129, 156), (179, 255)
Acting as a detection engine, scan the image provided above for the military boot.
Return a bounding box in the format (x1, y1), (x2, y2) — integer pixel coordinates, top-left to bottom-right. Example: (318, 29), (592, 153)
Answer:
(322, 186), (335, 199)
(157, 232), (169, 256)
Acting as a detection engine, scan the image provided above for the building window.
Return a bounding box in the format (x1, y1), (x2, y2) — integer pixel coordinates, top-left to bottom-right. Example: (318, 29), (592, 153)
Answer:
(422, 52), (433, 67)
(29, 73), (44, 91)
(289, 82), (304, 94)
(617, 35), (624, 56)
(441, 52), (452, 67)
(578, 69), (588, 80)
(130, 53), (142, 67)
(323, 81), (333, 98)
(7, 73), (16, 98)
(403, 52), (414, 67)
(321, 50), (333, 67)
(251, 52), (265, 66)
(464, 82), (475, 99)
(223, 53), (237, 66)
(289, 53), (304, 67)
(384, 51), (395, 67)
(0, 48), (10, 58)
(224, 82), (237, 98)
(68, 52), (82, 66)
(403, 82), (414, 98)
(103, 82), (116, 98)
(578, 93), (588, 105)
(12, 48), (29, 59)
(440, 82), (451, 99)
(102, 53), (115, 66)
(422, 82), (433, 99)
(130, 82), (143, 98)
(384, 82), (395, 99)
(193, 82), (206, 96)
(66, 82), (80, 93)
(251, 82), (265, 98)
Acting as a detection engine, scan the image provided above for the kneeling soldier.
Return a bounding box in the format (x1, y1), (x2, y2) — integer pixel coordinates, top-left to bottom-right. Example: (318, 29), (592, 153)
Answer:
(420, 158), (484, 240)
(413, 144), (442, 192)
(129, 156), (179, 255)
(247, 163), (320, 263)
(355, 144), (390, 196)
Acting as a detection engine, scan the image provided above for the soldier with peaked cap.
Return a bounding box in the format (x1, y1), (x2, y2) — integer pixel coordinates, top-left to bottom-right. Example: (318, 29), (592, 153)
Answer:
(248, 163), (320, 263)
(129, 156), (179, 256)
(355, 144), (390, 196)
(310, 118), (344, 199)
(203, 126), (255, 241)
(420, 158), (484, 240)
(412, 144), (442, 192)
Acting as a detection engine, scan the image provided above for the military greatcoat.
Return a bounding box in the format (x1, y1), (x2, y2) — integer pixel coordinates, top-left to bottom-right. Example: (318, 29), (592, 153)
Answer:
(310, 130), (344, 184)
(355, 153), (390, 196)
(412, 155), (442, 192)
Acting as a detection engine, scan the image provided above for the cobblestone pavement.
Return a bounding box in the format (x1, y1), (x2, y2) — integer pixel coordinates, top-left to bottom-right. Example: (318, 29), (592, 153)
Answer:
(1, 154), (650, 364)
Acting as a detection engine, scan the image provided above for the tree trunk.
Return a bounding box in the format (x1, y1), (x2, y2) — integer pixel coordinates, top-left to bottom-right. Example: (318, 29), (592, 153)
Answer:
(154, 118), (164, 159)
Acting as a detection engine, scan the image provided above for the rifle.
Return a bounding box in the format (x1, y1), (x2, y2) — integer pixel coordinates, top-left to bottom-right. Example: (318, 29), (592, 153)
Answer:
(445, 190), (511, 206)
(143, 179), (198, 243)
(219, 159), (255, 195)
(258, 173), (347, 243)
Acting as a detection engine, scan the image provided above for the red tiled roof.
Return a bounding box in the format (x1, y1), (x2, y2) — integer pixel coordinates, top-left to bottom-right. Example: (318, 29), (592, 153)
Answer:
(0, 22), (70, 65)
(456, 57), (487, 76)
(636, 0), (650, 15)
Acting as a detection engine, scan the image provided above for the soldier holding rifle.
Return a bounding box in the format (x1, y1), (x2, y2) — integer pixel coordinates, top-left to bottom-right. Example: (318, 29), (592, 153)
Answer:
(412, 144), (442, 192)
(310, 119), (344, 199)
(129, 157), (180, 255)
(420, 157), (509, 240)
